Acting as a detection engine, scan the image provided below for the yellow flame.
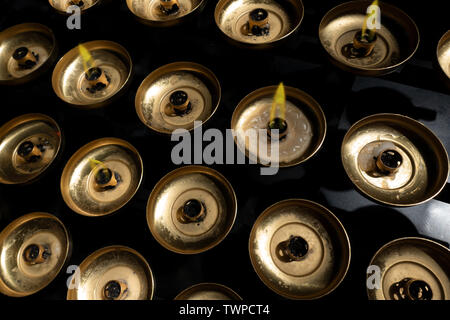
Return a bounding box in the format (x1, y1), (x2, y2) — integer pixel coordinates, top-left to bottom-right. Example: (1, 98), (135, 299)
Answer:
(270, 82), (286, 122)
(89, 158), (107, 171)
(78, 44), (95, 73)
(361, 0), (379, 40)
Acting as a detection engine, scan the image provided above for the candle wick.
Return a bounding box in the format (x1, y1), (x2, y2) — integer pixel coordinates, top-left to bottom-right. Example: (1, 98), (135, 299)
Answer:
(270, 82), (286, 124)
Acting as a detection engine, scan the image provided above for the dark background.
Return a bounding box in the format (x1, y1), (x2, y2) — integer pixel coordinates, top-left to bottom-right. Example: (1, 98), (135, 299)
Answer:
(0, 0), (449, 302)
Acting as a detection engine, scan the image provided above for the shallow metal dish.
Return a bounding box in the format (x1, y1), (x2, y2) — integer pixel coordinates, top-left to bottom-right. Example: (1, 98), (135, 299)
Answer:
(126, 0), (207, 27)
(146, 166), (237, 254)
(319, 1), (419, 76)
(0, 114), (62, 185)
(60, 138), (143, 217)
(135, 62), (221, 134)
(0, 212), (70, 297)
(67, 245), (154, 300)
(0, 23), (57, 85)
(52, 40), (132, 108)
(437, 30), (450, 89)
(249, 199), (351, 300)
(367, 237), (450, 300)
(341, 114), (449, 206)
(175, 283), (242, 300)
(48, 0), (101, 14)
(231, 85), (326, 168)
(215, 0), (304, 48)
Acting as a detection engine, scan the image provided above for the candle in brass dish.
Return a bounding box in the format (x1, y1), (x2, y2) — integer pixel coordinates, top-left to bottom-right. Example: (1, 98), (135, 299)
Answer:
(367, 238), (450, 300)
(249, 199), (351, 299)
(319, 0), (419, 76)
(67, 246), (154, 300)
(52, 41), (132, 108)
(341, 114), (449, 206)
(0, 213), (70, 297)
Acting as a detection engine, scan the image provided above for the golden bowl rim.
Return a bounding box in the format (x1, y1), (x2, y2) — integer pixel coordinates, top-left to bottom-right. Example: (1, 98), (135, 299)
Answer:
(341, 113), (450, 207)
(48, 0), (102, 14)
(51, 40), (133, 109)
(436, 30), (450, 80)
(125, 0), (207, 26)
(0, 212), (71, 297)
(60, 137), (144, 217)
(318, 0), (420, 75)
(135, 61), (222, 134)
(366, 236), (450, 300)
(0, 113), (62, 185)
(248, 198), (351, 300)
(174, 282), (242, 300)
(66, 245), (155, 300)
(146, 165), (237, 254)
(0, 22), (58, 85)
(214, 0), (305, 48)
(230, 85), (327, 168)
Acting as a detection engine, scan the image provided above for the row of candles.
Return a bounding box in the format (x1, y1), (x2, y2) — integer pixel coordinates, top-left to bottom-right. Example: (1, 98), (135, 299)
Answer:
(0, 103), (448, 300)
(3, 0), (449, 82)
(1, 163), (446, 300)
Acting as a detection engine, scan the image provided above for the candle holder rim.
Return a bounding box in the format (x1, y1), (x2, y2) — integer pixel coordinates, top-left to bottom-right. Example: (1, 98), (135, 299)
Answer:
(60, 137), (143, 217)
(0, 113), (62, 185)
(230, 85), (327, 168)
(214, 0), (305, 48)
(135, 61), (221, 134)
(48, 0), (102, 14)
(367, 237), (450, 300)
(174, 282), (242, 300)
(146, 165), (237, 254)
(66, 245), (154, 300)
(125, 0), (207, 27)
(341, 113), (449, 207)
(318, 0), (420, 75)
(0, 22), (58, 85)
(248, 198), (351, 300)
(51, 40), (133, 109)
(0, 212), (71, 297)
(436, 30), (450, 80)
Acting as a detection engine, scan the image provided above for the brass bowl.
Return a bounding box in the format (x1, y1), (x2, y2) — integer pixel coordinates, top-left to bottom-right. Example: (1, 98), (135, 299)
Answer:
(136, 62), (221, 134)
(48, 0), (101, 13)
(60, 138), (143, 217)
(0, 114), (62, 185)
(67, 246), (154, 300)
(214, 0), (304, 48)
(146, 166), (237, 254)
(367, 237), (450, 300)
(231, 85), (326, 167)
(249, 199), (351, 300)
(319, 1), (419, 76)
(0, 212), (70, 297)
(341, 114), (449, 206)
(437, 30), (450, 88)
(0, 23), (57, 85)
(52, 40), (132, 109)
(126, 0), (207, 27)
(175, 283), (242, 300)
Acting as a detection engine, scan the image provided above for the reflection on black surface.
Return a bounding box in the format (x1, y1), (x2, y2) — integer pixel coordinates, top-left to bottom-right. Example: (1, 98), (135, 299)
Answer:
(348, 87), (437, 124)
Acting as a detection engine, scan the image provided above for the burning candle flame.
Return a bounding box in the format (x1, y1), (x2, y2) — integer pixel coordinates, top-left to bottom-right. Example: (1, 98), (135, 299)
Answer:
(361, 0), (379, 41)
(89, 158), (107, 171)
(270, 82), (286, 123)
(78, 44), (95, 74)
